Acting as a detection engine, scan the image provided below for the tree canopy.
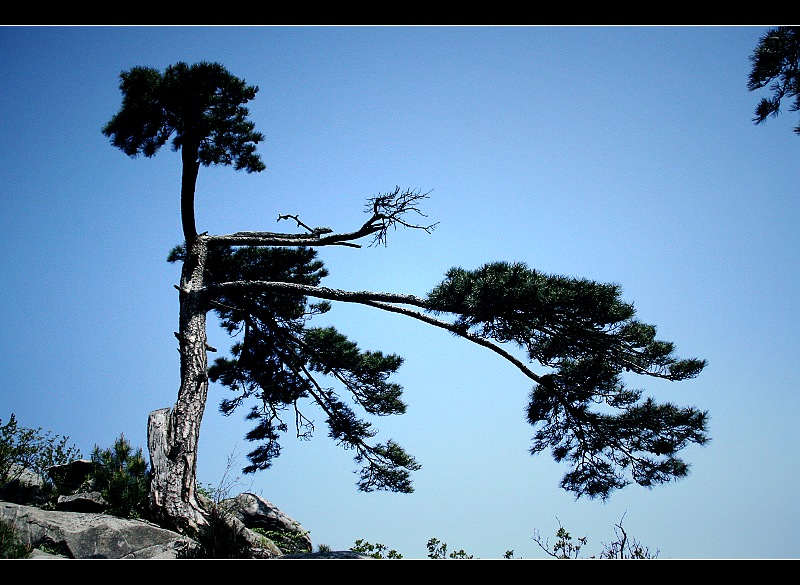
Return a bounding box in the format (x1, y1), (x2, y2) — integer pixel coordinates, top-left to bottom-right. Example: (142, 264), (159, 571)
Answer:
(170, 237), (710, 499)
(427, 261), (708, 498)
(102, 61), (265, 246)
(102, 61), (265, 169)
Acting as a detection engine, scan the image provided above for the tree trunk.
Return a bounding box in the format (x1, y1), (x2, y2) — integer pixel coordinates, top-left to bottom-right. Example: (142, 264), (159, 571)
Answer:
(147, 235), (210, 534)
(180, 145), (200, 248)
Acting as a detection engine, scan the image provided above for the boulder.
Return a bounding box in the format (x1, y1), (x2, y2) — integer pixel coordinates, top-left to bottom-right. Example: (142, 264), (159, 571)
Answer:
(55, 491), (107, 513)
(1, 467), (362, 559)
(0, 465), (47, 506)
(47, 460), (96, 492)
(221, 492), (313, 554)
(0, 501), (194, 559)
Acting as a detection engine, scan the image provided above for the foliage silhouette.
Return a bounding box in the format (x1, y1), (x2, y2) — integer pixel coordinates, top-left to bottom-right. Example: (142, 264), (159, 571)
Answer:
(748, 26), (800, 135)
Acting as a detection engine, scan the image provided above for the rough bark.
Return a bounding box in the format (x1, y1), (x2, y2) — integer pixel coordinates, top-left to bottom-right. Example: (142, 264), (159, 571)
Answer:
(146, 409), (171, 525)
(148, 235), (210, 535)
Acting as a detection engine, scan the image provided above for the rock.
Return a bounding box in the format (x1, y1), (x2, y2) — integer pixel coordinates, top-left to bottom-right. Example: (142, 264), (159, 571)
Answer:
(0, 465), (47, 506)
(221, 512), (283, 558)
(1, 467), (338, 559)
(277, 550), (374, 559)
(0, 501), (194, 559)
(222, 492), (313, 554)
(27, 548), (69, 560)
(47, 460), (95, 492)
(55, 491), (107, 513)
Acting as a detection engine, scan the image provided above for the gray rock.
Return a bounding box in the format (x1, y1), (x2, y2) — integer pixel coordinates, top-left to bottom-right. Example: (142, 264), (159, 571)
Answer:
(222, 492), (312, 554)
(47, 460), (96, 492)
(0, 501), (194, 559)
(55, 491), (107, 513)
(0, 464), (48, 506)
(1, 462), (321, 559)
(4, 464), (44, 489)
(277, 550), (374, 559)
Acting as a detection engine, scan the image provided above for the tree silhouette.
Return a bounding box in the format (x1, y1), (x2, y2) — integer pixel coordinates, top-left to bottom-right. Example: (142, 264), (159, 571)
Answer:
(748, 26), (800, 136)
(104, 61), (708, 536)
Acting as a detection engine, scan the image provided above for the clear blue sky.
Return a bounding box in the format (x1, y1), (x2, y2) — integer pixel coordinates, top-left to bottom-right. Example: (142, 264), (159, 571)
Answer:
(1, 25), (797, 559)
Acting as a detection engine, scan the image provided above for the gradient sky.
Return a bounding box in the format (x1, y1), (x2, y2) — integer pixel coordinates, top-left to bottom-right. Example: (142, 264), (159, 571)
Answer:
(1, 25), (797, 559)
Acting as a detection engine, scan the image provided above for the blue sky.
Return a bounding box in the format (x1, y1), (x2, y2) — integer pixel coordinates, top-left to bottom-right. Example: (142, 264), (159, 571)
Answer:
(1, 25), (797, 559)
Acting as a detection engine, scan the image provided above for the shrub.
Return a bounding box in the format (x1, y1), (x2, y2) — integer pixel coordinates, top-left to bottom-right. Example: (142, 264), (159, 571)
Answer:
(90, 434), (150, 519)
(532, 515), (659, 559)
(0, 414), (81, 493)
(426, 537), (473, 559)
(351, 516), (657, 559)
(351, 539), (404, 559)
(252, 524), (311, 555)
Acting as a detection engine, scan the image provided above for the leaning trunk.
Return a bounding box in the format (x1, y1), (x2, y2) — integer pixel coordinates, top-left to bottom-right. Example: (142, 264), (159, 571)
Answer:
(147, 235), (210, 534)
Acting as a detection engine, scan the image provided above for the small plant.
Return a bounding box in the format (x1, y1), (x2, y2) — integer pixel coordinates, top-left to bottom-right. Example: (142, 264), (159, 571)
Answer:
(351, 539), (404, 559)
(0, 414), (81, 493)
(597, 516), (658, 559)
(196, 482), (216, 502)
(533, 514), (658, 559)
(349, 515), (657, 560)
(0, 519), (32, 559)
(252, 524), (311, 555)
(426, 537), (473, 559)
(90, 434), (150, 519)
(179, 447), (268, 559)
(532, 522), (588, 559)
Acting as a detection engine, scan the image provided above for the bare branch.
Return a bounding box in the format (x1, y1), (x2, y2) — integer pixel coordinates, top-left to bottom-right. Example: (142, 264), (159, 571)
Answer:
(276, 214), (333, 236)
(364, 187), (438, 246)
(207, 187), (437, 249)
(358, 299), (544, 384)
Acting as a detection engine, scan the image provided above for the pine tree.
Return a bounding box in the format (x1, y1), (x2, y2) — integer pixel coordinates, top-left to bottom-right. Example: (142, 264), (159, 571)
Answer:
(103, 61), (708, 535)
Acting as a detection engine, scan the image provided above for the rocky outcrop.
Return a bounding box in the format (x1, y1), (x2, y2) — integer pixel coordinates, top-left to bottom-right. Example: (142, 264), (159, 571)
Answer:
(0, 460), (366, 559)
(0, 501), (194, 559)
(0, 499), (371, 559)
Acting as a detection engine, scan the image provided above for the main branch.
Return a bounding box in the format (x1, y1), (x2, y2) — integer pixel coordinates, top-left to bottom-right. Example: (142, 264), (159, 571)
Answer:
(206, 279), (545, 384)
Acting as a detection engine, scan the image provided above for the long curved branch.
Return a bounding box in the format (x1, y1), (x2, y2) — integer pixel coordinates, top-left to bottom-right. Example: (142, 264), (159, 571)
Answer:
(359, 299), (545, 384)
(207, 280), (681, 470)
(206, 279), (545, 384)
(208, 280), (426, 307)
